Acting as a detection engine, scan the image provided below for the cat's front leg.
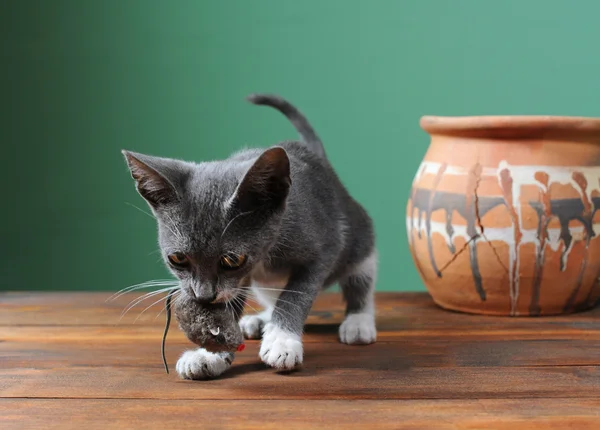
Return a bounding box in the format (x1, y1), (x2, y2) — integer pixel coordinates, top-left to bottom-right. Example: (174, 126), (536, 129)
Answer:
(259, 274), (320, 371)
(176, 348), (234, 380)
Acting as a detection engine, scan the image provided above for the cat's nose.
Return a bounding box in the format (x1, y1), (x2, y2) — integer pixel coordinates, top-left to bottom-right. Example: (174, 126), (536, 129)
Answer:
(192, 284), (216, 304)
(194, 294), (217, 305)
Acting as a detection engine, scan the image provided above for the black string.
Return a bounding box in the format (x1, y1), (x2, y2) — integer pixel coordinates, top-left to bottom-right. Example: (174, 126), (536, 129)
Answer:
(162, 290), (176, 374)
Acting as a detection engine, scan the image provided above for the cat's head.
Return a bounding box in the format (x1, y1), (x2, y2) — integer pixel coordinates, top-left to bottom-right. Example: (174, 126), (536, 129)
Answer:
(122, 147), (291, 304)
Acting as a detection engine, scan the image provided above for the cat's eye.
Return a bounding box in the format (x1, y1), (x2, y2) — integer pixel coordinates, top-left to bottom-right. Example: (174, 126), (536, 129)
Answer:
(167, 252), (189, 268)
(219, 253), (247, 271)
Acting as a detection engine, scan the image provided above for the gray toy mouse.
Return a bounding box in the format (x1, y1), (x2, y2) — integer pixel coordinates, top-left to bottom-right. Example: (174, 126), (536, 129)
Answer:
(174, 297), (244, 353)
(161, 291), (245, 374)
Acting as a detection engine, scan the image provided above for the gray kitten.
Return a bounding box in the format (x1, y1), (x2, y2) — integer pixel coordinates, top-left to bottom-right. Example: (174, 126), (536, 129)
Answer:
(123, 94), (377, 379)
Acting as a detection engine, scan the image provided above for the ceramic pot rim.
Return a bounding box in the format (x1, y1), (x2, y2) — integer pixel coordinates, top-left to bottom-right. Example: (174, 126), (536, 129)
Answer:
(420, 115), (600, 140)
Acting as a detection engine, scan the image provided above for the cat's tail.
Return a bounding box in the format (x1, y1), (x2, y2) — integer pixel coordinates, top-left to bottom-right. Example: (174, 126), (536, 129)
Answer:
(246, 93), (326, 159)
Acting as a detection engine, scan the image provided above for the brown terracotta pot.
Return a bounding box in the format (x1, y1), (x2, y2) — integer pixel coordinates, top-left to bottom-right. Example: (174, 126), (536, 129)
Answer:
(408, 115), (600, 316)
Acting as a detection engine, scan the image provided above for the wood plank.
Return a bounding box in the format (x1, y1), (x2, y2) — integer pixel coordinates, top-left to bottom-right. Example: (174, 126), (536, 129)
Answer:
(1, 399), (599, 430)
(2, 290), (596, 318)
(3, 337), (600, 369)
(0, 291), (412, 325)
(3, 323), (599, 343)
(2, 292), (599, 333)
(2, 363), (600, 400)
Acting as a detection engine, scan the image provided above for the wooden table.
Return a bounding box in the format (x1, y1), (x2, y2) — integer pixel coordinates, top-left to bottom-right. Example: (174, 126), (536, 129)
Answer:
(1, 292), (599, 429)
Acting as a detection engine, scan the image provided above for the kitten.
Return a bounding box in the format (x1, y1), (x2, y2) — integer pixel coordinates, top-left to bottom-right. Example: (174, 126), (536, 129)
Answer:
(123, 94), (377, 379)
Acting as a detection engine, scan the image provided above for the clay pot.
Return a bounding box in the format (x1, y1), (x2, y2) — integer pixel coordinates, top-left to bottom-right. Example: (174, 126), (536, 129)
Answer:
(407, 115), (600, 316)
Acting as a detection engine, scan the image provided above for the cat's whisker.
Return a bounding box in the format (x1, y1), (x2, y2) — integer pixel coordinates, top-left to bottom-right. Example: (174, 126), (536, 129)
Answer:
(154, 290), (181, 321)
(119, 286), (179, 321)
(108, 278), (177, 293)
(238, 298), (249, 319)
(110, 279), (178, 295)
(133, 292), (177, 324)
(133, 284), (180, 298)
(235, 292), (247, 309)
(238, 293), (261, 315)
(225, 299), (232, 317)
(107, 280), (170, 302)
(125, 201), (155, 219)
(111, 282), (179, 305)
(242, 288), (302, 311)
(228, 300), (238, 319)
(229, 300), (240, 320)
(125, 286), (180, 310)
(270, 296), (303, 311)
(272, 306), (298, 321)
(174, 294), (185, 310)
(230, 295), (246, 320)
(271, 306), (299, 322)
(239, 290), (299, 321)
(159, 293), (184, 323)
(230, 295), (242, 318)
(250, 287), (308, 295)
(171, 292), (185, 310)
(239, 291), (301, 322)
(107, 280), (179, 302)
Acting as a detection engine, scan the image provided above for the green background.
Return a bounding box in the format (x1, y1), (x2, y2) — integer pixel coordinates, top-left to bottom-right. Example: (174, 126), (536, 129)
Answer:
(3, 0), (600, 292)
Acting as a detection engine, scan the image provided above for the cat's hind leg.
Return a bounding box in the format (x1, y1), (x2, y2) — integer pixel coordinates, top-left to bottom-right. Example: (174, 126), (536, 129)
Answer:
(239, 308), (272, 339)
(339, 249), (377, 345)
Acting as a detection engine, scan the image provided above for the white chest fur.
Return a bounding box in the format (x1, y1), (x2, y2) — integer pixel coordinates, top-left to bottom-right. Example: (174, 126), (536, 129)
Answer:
(249, 263), (289, 308)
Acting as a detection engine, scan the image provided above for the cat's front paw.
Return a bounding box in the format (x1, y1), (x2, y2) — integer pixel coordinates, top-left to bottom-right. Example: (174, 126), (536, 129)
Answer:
(239, 314), (265, 339)
(175, 348), (233, 380)
(339, 313), (377, 345)
(259, 323), (303, 370)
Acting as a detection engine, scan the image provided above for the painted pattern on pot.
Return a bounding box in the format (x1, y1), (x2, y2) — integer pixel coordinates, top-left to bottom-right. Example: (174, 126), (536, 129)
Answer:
(408, 116), (600, 316)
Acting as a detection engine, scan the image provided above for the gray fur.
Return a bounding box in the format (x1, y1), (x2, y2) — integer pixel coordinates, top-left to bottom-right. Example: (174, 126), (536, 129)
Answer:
(174, 299), (243, 353)
(123, 93), (377, 372)
(246, 93), (326, 159)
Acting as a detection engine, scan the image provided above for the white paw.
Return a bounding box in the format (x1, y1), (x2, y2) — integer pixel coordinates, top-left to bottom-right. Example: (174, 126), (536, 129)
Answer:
(175, 348), (233, 380)
(259, 323), (303, 370)
(339, 313), (377, 345)
(239, 314), (265, 339)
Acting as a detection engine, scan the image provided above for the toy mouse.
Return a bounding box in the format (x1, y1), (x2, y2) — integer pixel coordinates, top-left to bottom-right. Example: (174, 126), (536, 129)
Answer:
(161, 291), (245, 374)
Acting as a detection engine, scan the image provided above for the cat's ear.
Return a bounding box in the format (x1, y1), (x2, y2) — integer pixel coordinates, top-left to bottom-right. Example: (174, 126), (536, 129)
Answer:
(122, 150), (188, 208)
(231, 147), (291, 212)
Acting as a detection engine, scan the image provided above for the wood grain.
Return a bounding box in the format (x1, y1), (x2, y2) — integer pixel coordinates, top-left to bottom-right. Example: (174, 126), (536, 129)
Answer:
(1, 292), (599, 428)
(1, 399), (599, 430)
(2, 292), (599, 328)
(4, 336), (600, 368)
(3, 364), (600, 400)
